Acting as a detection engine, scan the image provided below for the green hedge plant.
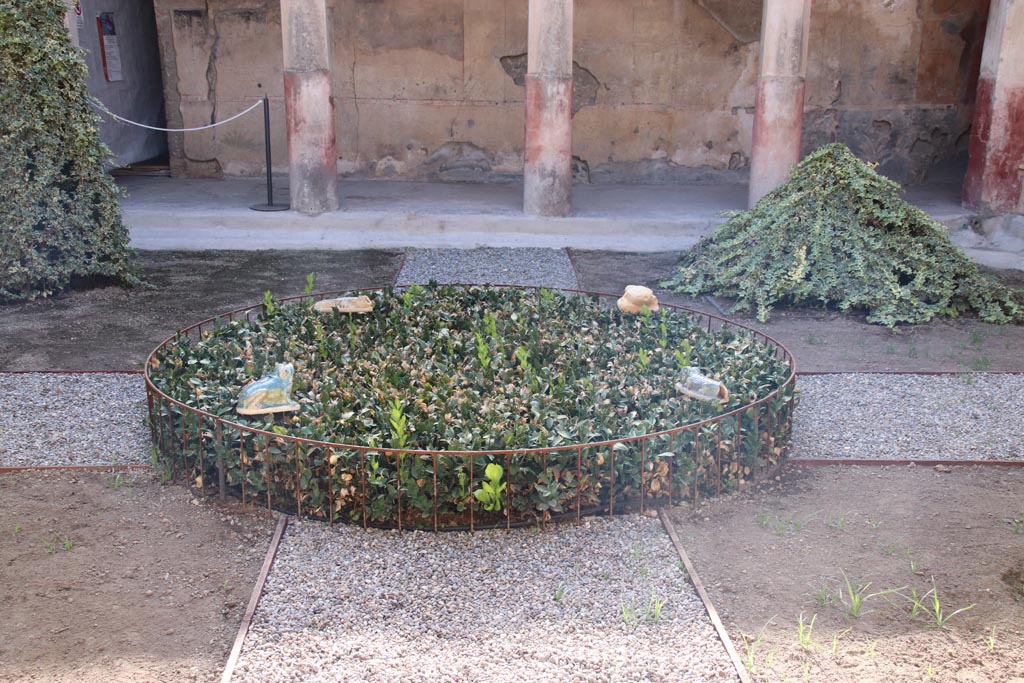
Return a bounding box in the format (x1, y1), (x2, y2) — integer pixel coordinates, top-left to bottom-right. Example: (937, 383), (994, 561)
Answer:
(0, 0), (138, 301)
(149, 285), (797, 527)
(662, 144), (1023, 328)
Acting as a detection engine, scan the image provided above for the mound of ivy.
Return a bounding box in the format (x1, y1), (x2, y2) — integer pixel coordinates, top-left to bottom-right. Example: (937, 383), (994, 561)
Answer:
(661, 144), (1023, 328)
(151, 285), (795, 527)
(0, 0), (139, 301)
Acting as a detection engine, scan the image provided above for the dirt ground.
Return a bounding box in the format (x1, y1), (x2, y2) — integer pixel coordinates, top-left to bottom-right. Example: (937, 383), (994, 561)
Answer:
(1, 248), (1022, 683)
(0, 470), (275, 683)
(667, 464), (1024, 683)
(0, 249), (1020, 372)
(569, 250), (1024, 373)
(0, 250), (404, 371)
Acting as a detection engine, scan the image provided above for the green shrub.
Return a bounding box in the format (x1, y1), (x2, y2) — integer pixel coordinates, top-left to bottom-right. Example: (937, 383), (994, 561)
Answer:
(0, 0), (139, 301)
(662, 144), (1023, 328)
(149, 285), (797, 527)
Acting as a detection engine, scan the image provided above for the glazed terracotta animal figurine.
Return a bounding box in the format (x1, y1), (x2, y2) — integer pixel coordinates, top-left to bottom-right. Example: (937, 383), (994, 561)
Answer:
(617, 285), (660, 314)
(313, 296), (374, 314)
(676, 366), (730, 403)
(237, 363), (300, 415)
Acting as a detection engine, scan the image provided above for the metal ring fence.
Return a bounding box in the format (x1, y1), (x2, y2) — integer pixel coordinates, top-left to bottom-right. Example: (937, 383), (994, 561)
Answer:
(145, 287), (798, 531)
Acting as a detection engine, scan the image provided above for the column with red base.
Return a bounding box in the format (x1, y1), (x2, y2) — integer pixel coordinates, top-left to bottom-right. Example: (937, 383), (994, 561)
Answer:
(963, 0), (1024, 214)
(281, 0), (339, 215)
(748, 0), (812, 208)
(523, 0), (574, 217)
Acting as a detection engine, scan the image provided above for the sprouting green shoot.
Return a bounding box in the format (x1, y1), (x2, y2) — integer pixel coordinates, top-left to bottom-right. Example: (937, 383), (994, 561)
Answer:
(796, 612), (816, 650)
(675, 340), (693, 368)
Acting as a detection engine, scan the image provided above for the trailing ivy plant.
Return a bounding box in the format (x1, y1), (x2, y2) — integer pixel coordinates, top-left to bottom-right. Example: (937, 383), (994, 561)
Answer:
(661, 144), (1023, 328)
(150, 285), (796, 527)
(0, 0), (139, 301)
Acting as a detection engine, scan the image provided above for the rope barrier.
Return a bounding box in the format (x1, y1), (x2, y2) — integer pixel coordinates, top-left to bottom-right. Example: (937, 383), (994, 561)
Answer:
(90, 96), (264, 132)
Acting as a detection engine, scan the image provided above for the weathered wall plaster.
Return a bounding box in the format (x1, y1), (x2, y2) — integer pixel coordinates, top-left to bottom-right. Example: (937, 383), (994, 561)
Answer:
(153, 0), (990, 184)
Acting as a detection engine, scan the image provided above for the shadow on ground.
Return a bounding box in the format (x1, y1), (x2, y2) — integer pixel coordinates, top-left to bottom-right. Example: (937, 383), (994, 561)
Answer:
(2, 248), (1020, 373)
(0, 250), (404, 371)
(569, 250), (1024, 373)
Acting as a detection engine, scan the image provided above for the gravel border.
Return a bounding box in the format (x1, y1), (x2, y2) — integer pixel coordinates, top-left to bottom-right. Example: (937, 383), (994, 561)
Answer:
(397, 247), (579, 289)
(789, 373), (1024, 460)
(3, 372), (1021, 468)
(0, 373), (149, 468)
(232, 515), (738, 683)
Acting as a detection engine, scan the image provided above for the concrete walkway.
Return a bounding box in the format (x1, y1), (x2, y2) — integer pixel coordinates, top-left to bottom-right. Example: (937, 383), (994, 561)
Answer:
(117, 176), (1021, 271)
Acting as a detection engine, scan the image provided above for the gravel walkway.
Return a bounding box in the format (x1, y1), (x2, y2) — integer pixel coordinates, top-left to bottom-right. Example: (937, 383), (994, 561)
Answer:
(397, 247), (579, 289)
(789, 373), (1024, 460)
(3, 372), (1021, 467)
(0, 373), (149, 467)
(232, 516), (738, 683)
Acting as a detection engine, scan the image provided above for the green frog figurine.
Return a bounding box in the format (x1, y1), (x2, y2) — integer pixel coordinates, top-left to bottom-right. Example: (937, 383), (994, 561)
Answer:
(237, 363), (300, 415)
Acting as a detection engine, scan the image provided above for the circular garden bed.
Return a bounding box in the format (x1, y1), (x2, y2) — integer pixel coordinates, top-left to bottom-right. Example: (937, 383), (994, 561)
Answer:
(145, 284), (796, 530)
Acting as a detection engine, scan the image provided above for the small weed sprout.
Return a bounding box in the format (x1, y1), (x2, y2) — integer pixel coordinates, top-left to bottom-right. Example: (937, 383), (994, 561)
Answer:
(866, 640), (877, 662)
(554, 583), (565, 603)
(756, 511), (771, 529)
(739, 619), (773, 674)
(867, 517), (881, 530)
(44, 540), (57, 554)
(796, 612), (817, 650)
(830, 628), (850, 656)
(984, 626), (996, 652)
(620, 601), (639, 632)
(881, 543), (896, 556)
(813, 578), (833, 608)
(1005, 513), (1024, 535)
(647, 590), (667, 623)
(838, 572), (903, 619)
(923, 577), (974, 628)
(827, 514), (847, 531)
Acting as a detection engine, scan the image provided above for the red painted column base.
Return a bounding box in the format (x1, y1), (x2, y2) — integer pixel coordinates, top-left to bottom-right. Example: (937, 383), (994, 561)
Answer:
(748, 76), (806, 207)
(284, 69), (339, 215)
(964, 76), (1024, 214)
(524, 74), (573, 217)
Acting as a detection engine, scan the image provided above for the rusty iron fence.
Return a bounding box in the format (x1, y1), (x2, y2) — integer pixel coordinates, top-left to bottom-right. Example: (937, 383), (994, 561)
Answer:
(145, 287), (797, 531)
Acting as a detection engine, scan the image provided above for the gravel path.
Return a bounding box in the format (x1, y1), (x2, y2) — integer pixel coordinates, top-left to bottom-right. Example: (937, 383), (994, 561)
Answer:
(397, 247), (579, 289)
(789, 373), (1024, 460)
(3, 372), (1021, 467)
(0, 373), (149, 467)
(232, 516), (738, 683)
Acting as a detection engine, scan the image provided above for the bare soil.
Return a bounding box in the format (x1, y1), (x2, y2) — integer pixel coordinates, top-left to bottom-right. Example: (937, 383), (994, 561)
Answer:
(569, 250), (1024, 373)
(0, 250), (404, 371)
(667, 464), (1024, 683)
(0, 470), (275, 683)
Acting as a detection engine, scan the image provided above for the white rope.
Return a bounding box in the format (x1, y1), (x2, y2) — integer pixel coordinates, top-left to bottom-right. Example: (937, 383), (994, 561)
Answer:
(90, 97), (264, 132)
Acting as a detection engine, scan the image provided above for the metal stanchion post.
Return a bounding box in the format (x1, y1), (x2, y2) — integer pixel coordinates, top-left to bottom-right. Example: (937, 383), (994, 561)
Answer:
(251, 95), (289, 212)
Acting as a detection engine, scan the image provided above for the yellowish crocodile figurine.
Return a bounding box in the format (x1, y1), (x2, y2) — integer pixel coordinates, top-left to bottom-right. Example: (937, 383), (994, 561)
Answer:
(313, 295), (374, 314)
(237, 363), (300, 415)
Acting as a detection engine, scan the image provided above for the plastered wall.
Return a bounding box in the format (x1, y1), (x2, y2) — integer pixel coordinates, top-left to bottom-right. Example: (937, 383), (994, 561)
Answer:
(152, 0), (989, 183)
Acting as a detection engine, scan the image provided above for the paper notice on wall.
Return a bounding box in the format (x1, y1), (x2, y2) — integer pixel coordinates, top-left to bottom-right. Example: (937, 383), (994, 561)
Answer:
(96, 13), (124, 82)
